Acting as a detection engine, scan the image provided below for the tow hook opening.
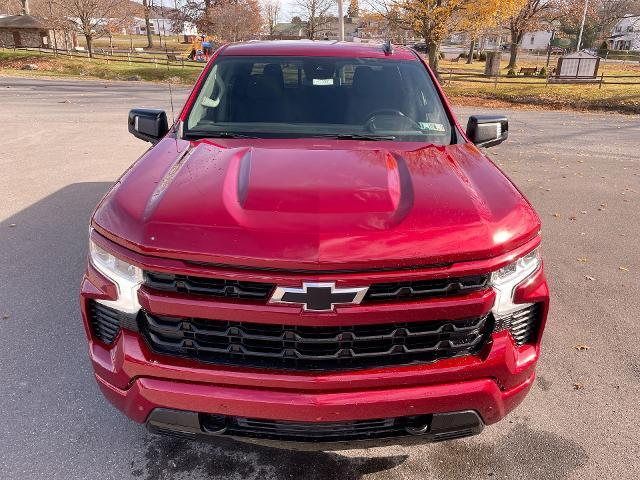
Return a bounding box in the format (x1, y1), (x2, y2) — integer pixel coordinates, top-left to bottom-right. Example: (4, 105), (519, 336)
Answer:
(199, 413), (228, 434)
(404, 414), (432, 435)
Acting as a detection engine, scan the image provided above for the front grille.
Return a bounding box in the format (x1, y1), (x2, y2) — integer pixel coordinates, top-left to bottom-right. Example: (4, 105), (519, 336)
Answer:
(89, 301), (121, 344)
(139, 312), (490, 371)
(493, 304), (541, 345)
(216, 415), (431, 442)
(144, 271), (489, 304)
(365, 275), (489, 302)
(144, 271), (275, 300)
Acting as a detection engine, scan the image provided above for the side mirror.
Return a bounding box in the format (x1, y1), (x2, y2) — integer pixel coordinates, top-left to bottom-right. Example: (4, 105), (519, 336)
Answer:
(128, 109), (169, 144)
(466, 115), (508, 148)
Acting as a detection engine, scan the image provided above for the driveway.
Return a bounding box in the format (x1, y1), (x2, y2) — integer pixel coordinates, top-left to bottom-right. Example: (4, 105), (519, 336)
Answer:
(0, 77), (639, 480)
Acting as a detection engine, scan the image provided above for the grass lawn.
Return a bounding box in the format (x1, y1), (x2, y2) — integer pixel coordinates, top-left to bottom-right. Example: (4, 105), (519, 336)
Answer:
(0, 50), (202, 84)
(87, 34), (187, 51)
(436, 55), (640, 113)
(443, 82), (640, 114)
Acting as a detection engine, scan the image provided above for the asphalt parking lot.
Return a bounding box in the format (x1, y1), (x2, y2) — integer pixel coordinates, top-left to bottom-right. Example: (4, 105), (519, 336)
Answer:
(0, 77), (639, 480)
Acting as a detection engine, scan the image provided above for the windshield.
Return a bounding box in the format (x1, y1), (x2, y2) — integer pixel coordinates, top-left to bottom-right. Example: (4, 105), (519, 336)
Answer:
(185, 56), (452, 143)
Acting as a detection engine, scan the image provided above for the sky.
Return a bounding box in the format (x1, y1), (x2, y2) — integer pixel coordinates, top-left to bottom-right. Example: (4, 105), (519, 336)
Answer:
(144, 0), (338, 25)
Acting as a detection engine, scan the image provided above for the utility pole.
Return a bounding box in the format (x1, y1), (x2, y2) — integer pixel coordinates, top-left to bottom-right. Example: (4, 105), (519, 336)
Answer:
(546, 30), (555, 67)
(337, 0), (344, 41)
(576, 0), (589, 52)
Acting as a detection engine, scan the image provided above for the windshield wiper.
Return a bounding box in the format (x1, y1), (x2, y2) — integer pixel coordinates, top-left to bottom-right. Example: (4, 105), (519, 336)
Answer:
(187, 131), (260, 139)
(310, 133), (396, 141)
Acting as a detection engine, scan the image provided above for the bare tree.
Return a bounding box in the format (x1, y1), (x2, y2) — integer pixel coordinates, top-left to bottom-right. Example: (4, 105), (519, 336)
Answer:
(592, 0), (640, 42)
(58, 0), (133, 57)
(205, 0), (262, 41)
(264, 0), (281, 35)
(295, 0), (333, 39)
(507, 0), (556, 69)
(142, 0), (154, 48)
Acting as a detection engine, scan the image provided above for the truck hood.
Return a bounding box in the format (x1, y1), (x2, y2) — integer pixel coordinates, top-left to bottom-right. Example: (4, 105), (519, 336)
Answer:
(93, 138), (540, 270)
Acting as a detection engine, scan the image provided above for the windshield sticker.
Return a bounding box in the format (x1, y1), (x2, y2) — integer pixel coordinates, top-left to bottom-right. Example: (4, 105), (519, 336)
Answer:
(313, 78), (334, 86)
(419, 122), (446, 132)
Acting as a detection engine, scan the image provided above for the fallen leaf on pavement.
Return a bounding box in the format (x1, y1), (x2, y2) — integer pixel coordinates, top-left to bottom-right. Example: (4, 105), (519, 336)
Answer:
(577, 258), (588, 263)
(573, 383), (584, 390)
(619, 266), (629, 272)
(575, 344), (590, 351)
(585, 275), (595, 281)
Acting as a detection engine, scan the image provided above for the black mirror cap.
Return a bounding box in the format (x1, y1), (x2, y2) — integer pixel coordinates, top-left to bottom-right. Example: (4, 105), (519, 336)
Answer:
(128, 109), (169, 144)
(466, 115), (508, 148)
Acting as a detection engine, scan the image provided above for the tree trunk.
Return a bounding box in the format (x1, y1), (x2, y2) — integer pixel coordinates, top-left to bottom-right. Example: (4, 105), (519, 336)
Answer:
(507, 41), (518, 70)
(85, 34), (93, 58)
(466, 38), (475, 64)
(427, 40), (440, 78)
(507, 26), (520, 70)
(142, 0), (154, 48)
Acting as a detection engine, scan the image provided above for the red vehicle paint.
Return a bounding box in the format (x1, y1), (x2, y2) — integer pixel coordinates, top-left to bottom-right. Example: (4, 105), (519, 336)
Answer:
(81, 41), (549, 448)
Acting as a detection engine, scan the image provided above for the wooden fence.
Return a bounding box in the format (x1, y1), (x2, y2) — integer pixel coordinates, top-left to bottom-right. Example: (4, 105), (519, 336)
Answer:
(437, 70), (640, 88)
(0, 45), (205, 70)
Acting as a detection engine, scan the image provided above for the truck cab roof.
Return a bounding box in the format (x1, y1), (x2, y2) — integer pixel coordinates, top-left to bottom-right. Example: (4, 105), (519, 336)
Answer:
(221, 40), (418, 60)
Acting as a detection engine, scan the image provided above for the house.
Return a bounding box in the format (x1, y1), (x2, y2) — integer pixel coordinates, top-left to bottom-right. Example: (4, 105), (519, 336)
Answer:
(520, 30), (553, 51)
(270, 22), (305, 38)
(0, 14), (75, 49)
(129, 18), (197, 40)
(608, 14), (640, 50)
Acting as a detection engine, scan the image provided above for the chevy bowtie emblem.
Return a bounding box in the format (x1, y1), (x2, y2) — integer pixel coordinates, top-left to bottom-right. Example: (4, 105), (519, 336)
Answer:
(269, 282), (369, 312)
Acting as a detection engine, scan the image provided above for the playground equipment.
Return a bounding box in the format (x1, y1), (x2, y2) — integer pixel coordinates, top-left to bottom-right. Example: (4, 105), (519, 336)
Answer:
(186, 34), (217, 62)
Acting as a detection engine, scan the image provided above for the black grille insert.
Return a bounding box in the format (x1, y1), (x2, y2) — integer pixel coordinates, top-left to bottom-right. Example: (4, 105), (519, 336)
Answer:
(219, 415), (431, 442)
(144, 271), (490, 304)
(139, 313), (491, 371)
(144, 271), (275, 300)
(89, 301), (121, 344)
(365, 275), (489, 302)
(493, 304), (541, 345)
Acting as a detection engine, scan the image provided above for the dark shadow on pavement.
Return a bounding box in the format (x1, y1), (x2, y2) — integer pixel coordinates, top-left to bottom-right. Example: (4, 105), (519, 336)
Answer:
(0, 182), (407, 480)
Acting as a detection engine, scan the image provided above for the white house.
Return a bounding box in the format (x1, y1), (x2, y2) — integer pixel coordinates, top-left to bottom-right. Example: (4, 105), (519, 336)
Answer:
(608, 14), (640, 50)
(520, 30), (553, 51)
(130, 18), (197, 39)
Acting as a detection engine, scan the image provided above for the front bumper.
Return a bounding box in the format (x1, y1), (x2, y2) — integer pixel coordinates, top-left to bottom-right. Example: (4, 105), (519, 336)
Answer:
(80, 235), (549, 447)
(87, 323), (537, 447)
(143, 408), (486, 450)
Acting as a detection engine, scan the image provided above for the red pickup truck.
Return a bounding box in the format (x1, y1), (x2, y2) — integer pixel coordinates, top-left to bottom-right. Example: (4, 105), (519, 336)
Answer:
(80, 41), (548, 448)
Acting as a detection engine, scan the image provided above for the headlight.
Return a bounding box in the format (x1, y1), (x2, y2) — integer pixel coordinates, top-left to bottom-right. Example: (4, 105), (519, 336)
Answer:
(89, 238), (143, 314)
(490, 248), (540, 316)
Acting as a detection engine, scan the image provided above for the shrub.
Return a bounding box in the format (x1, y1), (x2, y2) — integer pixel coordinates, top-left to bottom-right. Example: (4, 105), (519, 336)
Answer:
(539, 67), (547, 77)
(479, 52), (486, 61)
(472, 52), (480, 60)
(599, 41), (608, 51)
(507, 68), (516, 77)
